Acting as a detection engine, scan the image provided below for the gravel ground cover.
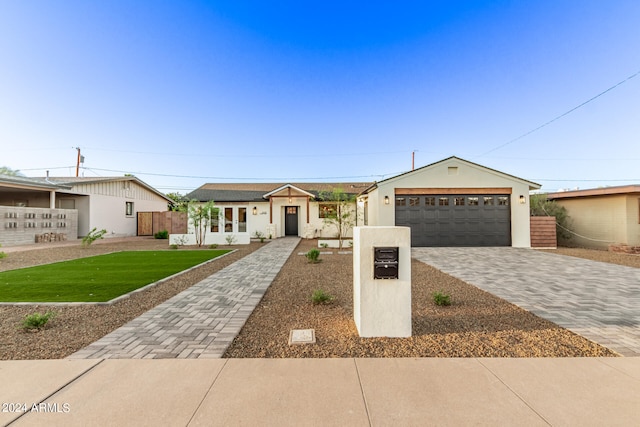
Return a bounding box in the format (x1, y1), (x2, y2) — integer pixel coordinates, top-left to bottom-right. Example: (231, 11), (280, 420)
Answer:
(224, 241), (630, 358)
(0, 238), (262, 360)
(1, 238), (636, 360)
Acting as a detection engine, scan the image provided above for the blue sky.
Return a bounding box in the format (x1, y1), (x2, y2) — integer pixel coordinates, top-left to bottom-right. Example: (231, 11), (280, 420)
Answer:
(1, 1), (639, 193)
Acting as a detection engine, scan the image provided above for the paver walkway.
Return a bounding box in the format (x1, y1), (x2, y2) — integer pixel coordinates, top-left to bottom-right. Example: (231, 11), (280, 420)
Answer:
(413, 247), (640, 356)
(69, 237), (300, 359)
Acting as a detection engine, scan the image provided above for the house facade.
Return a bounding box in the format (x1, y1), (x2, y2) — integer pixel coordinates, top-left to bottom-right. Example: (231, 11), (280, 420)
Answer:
(178, 157), (540, 247)
(0, 174), (171, 246)
(547, 185), (640, 250)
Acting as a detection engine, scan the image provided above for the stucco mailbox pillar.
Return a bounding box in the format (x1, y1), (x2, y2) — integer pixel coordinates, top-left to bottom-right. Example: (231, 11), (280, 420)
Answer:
(353, 226), (411, 337)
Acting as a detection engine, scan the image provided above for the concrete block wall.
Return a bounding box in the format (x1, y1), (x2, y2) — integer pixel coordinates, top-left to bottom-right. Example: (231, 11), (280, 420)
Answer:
(0, 206), (78, 246)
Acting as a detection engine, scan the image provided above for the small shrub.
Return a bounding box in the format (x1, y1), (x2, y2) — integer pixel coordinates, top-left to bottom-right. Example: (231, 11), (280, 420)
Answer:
(319, 243), (329, 248)
(311, 289), (333, 305)
(209, 243), (218, 249)
(172, 235), (188, 247)
(82, 228), (107, 247)
(22, 311), (56, 330)
(169, 244), (179, 249)
(225, 234), (237, 245)
(432, 291), (451, 306)
(0, 244), (6, 259)
(154, 229), (169, 239)
(305, 248), (321, 263)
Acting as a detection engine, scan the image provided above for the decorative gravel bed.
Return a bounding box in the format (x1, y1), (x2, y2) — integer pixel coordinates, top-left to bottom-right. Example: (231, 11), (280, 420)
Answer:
(224, 240), (628, 358)
(0, 238), (263, 360)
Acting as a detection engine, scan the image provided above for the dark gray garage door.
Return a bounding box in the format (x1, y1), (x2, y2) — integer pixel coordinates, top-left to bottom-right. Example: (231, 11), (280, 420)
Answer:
(395, 194), (511, 247)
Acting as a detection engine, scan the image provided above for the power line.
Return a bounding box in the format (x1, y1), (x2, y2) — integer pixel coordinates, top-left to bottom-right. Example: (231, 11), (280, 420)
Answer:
(475, 69), (640, 158)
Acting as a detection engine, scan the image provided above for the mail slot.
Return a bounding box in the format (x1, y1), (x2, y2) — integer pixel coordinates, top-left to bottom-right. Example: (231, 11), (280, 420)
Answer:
(374, 247), (399, 279)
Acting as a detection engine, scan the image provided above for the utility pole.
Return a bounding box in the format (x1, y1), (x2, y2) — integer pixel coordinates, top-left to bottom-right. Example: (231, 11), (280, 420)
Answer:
(75, 147), (81, 177)
(412, 151), (415, 171)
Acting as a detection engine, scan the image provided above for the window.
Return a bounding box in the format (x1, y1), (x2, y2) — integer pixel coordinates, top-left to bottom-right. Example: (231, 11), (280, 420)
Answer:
(483, 196), (494, 206)
(225, 207), (233, 232)
(425, 197), (436, 206)
(125, 202), (134, 216)
(238, 207), (247, 232)
(395, 197), (406, 206)
(468, 197), (479, 206)
(454, 197), (465, 206)
(498, 196), (509, 206)
(439, 197), (449, 206)
(319, 203), (336, 218)
(409, 197), (420, 206)
(211, 208), (220, 232)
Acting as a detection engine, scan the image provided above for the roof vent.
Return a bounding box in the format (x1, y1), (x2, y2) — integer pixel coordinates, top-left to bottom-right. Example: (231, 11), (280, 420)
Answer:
(448, 166), (458, 175)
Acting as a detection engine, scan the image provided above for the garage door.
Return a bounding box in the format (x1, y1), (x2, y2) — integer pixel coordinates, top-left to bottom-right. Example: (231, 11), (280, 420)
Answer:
(395, 194), (511, 247)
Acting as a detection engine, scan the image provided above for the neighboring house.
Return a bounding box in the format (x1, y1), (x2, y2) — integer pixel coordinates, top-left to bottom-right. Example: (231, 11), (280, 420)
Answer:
(180, 182), (370, 245)
(0, 174), (172, 246)
(181, 156), (541, 247)
(547, 185), (640, 250)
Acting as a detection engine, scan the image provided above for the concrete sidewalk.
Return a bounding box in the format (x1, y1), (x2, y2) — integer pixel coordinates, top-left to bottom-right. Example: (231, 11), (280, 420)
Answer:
(2, 357), (639, 426)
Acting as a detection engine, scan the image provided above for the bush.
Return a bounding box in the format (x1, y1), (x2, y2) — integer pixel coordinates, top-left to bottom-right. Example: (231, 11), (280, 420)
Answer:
(305, 248), (321, 263)
(169, 244), (179, 250)
(311, 289), (333, 305)
(82, 228), (107, 247)
(209, 244), (218, 249)
(0, 244), (6, 259)
(225, 234), (237, 245)
(432, 291), (451, 306)
(22, 311), (56, 330)
(154, 230), (169, 239)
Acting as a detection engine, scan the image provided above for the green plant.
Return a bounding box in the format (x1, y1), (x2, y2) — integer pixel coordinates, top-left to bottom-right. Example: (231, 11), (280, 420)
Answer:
(169, 244), (178, 249)
(172, 235), (188, 247)
(0, 244), (6, 259)
(82, 228), (107, 247)
(188, 200), (219, 247)
(311, 289), (333, 305)
(253, 231), (266, 243)
(305, 248), (321, 263)
(318, 187), (358, 249)
(225, 234), (237, 245)
(530, 194), (572, 242)
(154, 229), (169, 239)
(209, 243), (218, 249)
(320, 243), (329, 248)
(432, 291), (451, 306)
(21, 310), (56, 330)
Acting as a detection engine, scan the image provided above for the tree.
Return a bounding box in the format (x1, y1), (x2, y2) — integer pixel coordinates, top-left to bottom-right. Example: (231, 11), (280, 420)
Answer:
(530, 193), (572, 242)
(318, 187), (357, 249)
(188, 200), (218, 247)
(166, 192), (188, 212)
(0, 166), (23, 176)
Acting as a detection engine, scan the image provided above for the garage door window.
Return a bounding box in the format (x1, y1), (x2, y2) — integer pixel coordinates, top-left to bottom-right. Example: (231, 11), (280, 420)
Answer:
(409, 197), (420, 206)
(454, 197), (465, 206)
(498, 196), (509, 206)
(396, 197), (406, 206)
(425, 197), (436, 206)
(484, 196), (494, 205)
(469, 197), (479, 206)
(439, 197), (449, 206)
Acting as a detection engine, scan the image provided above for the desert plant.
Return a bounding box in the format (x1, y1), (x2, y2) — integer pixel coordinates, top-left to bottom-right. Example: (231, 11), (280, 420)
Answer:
(169, 244), (178, 249)
(225, 234), (237, 245)
(209, 243), (218, 249)
(21, 310), (56, 330)
(305, 248), (321, 263)
(253, 231), (266, 243)
(530, 194), (572, 242)
(432, 291), (451, 306)
(154, 229), (169, 239)
(188, 200), (219, 247)
(0, 244), (6, 259)
(319, 243), (329, 248)
(82, 228), (107, 247)
(311, 289), (333, 305)
(318, 187), (357, 249)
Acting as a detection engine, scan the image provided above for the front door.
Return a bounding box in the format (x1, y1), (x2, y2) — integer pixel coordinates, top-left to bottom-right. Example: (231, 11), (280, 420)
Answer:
(285, 206), (298, 236)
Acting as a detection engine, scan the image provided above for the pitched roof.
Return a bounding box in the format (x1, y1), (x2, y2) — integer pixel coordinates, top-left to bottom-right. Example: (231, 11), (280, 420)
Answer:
(186, 182), (373, 202)
(43, 176), (173, 202)
(0, 174), (71, 191)
(359, 156), (541, 194)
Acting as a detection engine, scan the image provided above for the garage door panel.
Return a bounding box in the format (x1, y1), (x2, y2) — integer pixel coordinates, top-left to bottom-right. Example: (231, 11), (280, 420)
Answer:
(396, 193), (511, 247)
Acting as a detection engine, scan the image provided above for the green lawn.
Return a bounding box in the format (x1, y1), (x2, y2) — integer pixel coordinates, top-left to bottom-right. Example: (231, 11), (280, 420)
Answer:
(0, 250), (230, 303)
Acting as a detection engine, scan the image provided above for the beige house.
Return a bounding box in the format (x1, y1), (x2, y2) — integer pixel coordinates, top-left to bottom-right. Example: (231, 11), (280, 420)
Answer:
(547, 185), (640, 250)
(182, 157), (541, 247)
(0, 174), (171, 245)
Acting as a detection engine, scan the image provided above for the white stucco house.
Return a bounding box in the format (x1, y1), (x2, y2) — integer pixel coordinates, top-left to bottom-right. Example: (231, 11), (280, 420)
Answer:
(178, 156), (541, 247)
(0, 174), (172, 246)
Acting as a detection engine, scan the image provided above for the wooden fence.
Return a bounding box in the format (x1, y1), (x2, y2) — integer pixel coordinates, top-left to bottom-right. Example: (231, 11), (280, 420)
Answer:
(137, 211), (187, 236)
(530, 216), (557, 248)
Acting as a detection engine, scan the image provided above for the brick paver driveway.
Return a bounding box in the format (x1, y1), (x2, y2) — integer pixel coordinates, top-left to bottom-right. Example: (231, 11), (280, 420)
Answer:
(412, 247), (640, 356)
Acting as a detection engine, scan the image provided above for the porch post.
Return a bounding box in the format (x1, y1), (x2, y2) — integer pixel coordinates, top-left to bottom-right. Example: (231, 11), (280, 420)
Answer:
(49, 190), (56, 209)
(306, 196), (310, 223)
(269, 197), (273, 224)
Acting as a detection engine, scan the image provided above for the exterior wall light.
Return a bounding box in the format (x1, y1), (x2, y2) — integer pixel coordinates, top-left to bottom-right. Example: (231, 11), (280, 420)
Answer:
(252, 206), (258, 215)
(519, 195), (526, 204)
(384, 195), (390, 205)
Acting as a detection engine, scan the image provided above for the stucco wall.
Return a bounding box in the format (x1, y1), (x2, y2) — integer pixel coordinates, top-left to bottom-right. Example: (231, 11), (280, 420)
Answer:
(555, 195), (638, 249)
(367, 158), (533, 247)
